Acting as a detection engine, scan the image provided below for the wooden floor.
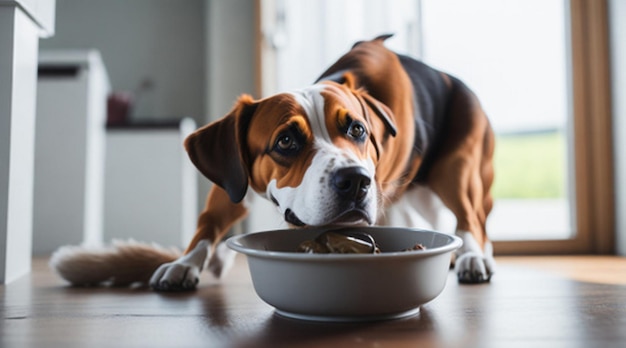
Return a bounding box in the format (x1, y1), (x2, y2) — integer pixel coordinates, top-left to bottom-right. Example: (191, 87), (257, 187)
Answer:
(2, 255), (626, 348)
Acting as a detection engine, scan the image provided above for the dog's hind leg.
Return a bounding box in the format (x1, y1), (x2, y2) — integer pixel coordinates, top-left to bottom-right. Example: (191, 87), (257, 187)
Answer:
(150, 186), (248, 291)
(429, 152), (495, 284)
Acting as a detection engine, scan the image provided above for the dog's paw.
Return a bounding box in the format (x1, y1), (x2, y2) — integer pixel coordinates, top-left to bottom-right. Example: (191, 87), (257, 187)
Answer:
(149, 240), (210, 292)
(453, 232), (495, 284)
(455, 252), (495, 284)
(149, 261), (201, 291)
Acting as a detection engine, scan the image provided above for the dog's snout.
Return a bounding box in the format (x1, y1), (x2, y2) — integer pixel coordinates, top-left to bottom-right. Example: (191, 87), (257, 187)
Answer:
(331, 166), (371, 202)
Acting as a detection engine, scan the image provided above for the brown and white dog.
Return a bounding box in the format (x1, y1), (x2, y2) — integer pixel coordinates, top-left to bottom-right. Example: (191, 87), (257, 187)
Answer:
(51, 35), (495, 288)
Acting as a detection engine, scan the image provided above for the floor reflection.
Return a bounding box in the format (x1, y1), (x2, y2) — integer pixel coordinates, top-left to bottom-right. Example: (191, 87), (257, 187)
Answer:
(221, 306), (440, 348)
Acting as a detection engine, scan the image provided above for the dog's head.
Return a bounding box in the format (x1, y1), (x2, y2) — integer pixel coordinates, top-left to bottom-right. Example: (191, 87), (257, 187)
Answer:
(185, 76), (397, 227)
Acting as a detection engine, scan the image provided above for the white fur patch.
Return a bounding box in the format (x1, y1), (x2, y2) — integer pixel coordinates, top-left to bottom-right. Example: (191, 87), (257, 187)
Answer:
(379, 185), (455, 232)
(290, 84), (331, 142)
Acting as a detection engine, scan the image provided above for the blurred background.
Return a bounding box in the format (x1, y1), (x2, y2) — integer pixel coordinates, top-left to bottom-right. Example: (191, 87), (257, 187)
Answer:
(20, 0), (626, 257)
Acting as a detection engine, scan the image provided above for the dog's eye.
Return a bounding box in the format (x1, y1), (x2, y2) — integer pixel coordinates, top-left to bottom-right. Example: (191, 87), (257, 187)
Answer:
(347, 122), (367, 140)
(277, 135), (293, 149)
(274, 132), (300, 155)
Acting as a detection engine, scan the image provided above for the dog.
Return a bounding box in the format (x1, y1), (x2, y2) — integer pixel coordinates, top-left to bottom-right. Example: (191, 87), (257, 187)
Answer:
(51, 35), (495, 289)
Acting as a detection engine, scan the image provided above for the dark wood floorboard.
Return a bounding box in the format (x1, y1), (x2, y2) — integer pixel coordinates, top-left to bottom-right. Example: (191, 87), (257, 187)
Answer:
(2, 256), (625, 347)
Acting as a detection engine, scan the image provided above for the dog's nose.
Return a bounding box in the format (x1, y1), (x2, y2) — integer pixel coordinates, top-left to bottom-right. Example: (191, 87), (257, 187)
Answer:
(331, 166), (371, 202)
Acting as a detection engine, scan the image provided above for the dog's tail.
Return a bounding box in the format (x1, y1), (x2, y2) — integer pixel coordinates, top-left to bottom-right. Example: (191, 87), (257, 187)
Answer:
(49, 240), (181, 287)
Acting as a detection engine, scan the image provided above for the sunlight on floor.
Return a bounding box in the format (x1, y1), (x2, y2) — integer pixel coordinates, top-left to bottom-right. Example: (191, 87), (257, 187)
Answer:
(499, 256), (626, 285)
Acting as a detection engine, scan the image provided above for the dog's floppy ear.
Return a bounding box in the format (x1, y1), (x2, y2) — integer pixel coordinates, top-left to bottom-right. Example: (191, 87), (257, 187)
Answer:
(360, 92), (397, 137)
(184, 95), (257, 203)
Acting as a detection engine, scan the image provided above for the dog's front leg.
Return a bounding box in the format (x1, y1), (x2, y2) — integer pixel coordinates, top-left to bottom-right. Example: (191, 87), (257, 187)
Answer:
(150, 186), (248, 291)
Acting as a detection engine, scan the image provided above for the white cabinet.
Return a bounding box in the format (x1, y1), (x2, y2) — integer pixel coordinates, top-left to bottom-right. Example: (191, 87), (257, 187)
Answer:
(104, 119), (198, 249)
(32, 50), (110, 255)
(0, 0), (55, 283)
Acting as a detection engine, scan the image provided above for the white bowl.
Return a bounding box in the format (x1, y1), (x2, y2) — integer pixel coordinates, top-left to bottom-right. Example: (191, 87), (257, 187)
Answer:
(227, 227), (462, 322)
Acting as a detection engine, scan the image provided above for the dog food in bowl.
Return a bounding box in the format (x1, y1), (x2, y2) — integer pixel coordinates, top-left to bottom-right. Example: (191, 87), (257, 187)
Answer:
(227, 227), (461, 322)
(296, 229), (426, 254)
(296, 230), (380, 254)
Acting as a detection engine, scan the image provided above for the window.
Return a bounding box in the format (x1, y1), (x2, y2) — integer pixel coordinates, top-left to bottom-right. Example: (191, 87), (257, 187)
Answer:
(420, 0), (572, 242)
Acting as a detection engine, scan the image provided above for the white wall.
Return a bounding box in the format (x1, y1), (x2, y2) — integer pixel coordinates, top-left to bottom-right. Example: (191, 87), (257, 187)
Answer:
(205, 0), (256, 120)
(39, 0), (206, 124)
(609, 0), (626, 256)
(200, 0), (257, 215)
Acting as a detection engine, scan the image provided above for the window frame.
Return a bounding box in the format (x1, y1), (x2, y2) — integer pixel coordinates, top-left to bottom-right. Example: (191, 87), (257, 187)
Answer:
(493, 0), (614, 255)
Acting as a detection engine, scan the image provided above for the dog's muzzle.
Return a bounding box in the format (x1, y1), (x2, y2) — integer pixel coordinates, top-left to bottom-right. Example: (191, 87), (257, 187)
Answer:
(283, 166), (374, 227)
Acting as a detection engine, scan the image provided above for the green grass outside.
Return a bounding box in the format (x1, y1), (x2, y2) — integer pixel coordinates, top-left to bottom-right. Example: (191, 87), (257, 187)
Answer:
(491, 131), (567, 199)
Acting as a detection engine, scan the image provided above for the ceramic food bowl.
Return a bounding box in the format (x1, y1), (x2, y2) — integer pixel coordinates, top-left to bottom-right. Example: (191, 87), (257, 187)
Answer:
(226, 227), (462, 322)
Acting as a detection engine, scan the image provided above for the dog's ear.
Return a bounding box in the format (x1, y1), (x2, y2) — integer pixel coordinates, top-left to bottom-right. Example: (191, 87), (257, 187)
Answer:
(360, 92), (397, 137)
(339, 75), (397, 137)
(184, 95), (257, 203)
